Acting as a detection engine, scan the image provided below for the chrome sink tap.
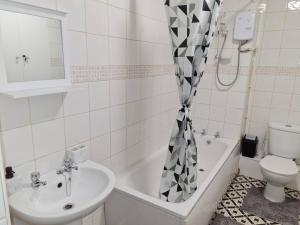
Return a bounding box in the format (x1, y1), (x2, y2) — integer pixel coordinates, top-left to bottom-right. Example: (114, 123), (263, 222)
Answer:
(57, 156), (78, 175)
(56, 155), (78, 197)
(30, 172), (47, 188)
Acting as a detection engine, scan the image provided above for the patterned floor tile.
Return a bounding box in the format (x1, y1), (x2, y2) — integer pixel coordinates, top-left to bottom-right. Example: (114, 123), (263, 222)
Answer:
(210, 174), (300, 225)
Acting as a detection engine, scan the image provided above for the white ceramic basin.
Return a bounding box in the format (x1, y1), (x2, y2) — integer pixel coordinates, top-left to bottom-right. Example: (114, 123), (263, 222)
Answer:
(9, 161), (115, 225)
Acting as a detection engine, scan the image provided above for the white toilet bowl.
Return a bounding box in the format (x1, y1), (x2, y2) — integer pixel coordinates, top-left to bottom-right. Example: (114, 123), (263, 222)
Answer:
(260, 155), (298, 203)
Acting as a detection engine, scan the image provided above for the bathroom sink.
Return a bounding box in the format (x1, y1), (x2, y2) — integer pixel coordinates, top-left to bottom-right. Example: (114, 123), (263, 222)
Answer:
(9, 161), (115, 225)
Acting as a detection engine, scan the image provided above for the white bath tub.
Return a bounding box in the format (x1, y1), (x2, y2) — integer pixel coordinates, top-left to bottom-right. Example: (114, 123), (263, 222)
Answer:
(106, 136), (240, 225)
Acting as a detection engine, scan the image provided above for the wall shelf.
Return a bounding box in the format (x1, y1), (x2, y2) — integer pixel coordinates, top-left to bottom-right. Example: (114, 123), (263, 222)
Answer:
(1, 86), (69, 99)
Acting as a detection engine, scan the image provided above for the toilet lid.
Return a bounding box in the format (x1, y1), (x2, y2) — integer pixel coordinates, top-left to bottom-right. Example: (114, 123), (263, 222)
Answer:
(260, 155), (298, 176)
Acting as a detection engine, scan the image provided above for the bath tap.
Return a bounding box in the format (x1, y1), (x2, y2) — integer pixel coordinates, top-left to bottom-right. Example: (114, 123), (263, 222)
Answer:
(30, 172), (47, 188)
(214, 131), (220, 139)
(200, 129), (207, 136)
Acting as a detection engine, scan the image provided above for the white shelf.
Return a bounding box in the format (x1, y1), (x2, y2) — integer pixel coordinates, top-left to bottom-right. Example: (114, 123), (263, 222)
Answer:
(1, 86), (69, 99)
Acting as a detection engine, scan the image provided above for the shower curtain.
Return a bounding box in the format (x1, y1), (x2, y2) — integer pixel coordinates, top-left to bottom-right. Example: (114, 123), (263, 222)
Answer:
(159, 0), (223, 203)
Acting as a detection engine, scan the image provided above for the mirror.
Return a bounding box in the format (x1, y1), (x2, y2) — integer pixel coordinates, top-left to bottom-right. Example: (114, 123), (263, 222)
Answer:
(0, 10), (65, 83)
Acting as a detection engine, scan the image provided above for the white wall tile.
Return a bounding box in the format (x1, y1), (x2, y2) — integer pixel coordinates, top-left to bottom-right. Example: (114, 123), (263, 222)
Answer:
(126, 123), (140, 147)
(64, 84), (90, 116)
(32, 119), (65, 158)
(2, 126), (34, 167)
(261, 31), (282, 49)
(90, 109), (110, 138)
(68, 31), (87, 65)
(291, 94), (300, 111)
(90, 133), (111, 163)
(87, 34), (109, 65)
(270, 109), (289, 123)
(271, 93), (292, 109)
(209, 106), (226, 122)
(86, 0), (109, 35)
(258, 50), (280, 66)
(281, 30), (300, 49)
(225, 108), (244, 125)
(0, 96), (30, 131)
(274, 76), (295, 93)
(211, 91), (228, 107)
(266, 0), (287, 12)
(194, 90), (211, 104)
(255, 75), (275, 92)
(109, 0), (130, 9)
(126, 79), (141, 102)
(111, 128), (126, 155)
(228, 92), (247, 109)
(193, 104), (209, 119)
(110, 80), (126, 106)
(281, 49), (300, 67)
(223, 124), (241, 139)
(126, 40), (140, 65)
(295, 77), (300, 94)
(140, 77), (154, 99)
(65, 113), (90, 147)
(289, 111), (300, 125)
(29, 94), (63, 124)
(110, 105), (126, 131)
(58, 0), (86, 31)
(126, 12), (140, 40)
(89, 81), (110, 111)
(109, 37), (126, 65)
(251, 107), (270, 123)
(110, 150), (128, 174)
(264, 12), (286, 31)
(109, 6), (126, 38)
(126, 101), (141, 125)
(285, 11), (300, 30)
(253, 91), (273, 107)
(140, 42), (154, 65)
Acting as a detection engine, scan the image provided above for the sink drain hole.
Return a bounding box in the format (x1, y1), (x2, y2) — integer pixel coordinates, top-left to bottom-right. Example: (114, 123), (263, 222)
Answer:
(63, 203), (74, 210)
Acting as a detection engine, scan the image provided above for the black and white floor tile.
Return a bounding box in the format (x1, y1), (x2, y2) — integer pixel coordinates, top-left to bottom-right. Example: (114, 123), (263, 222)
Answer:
(210, 175), (300, 225)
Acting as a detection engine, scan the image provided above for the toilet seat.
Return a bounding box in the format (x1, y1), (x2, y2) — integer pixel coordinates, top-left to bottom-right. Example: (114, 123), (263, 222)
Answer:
(260, 155), (298, 176)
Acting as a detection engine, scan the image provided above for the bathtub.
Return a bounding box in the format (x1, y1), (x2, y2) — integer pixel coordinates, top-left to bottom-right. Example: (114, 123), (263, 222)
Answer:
(106, 136), (240, 225)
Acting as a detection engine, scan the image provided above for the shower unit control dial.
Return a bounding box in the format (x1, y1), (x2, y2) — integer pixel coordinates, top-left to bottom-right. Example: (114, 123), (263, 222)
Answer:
(233, 11), (256, 41)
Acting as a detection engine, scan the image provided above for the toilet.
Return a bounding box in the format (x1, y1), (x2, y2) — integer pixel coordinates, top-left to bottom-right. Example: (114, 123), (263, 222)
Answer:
(259, 122), (300, 203)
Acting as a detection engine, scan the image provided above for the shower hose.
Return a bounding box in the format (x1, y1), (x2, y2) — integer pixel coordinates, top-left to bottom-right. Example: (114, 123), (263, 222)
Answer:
(215, 33), (245, 87)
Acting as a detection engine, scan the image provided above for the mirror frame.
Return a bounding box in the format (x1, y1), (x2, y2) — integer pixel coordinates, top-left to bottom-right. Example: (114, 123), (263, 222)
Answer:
(0, 0), (70, 94)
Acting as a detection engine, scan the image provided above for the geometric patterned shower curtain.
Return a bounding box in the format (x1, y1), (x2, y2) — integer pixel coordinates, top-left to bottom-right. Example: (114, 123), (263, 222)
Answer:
(159, 0), (223, 203)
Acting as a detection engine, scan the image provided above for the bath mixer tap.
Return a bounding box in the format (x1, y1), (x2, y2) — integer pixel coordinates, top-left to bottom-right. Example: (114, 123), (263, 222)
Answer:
(30, 172), (47, 188)
(214, 131), (220, 139)
(200, 129), (207, 136)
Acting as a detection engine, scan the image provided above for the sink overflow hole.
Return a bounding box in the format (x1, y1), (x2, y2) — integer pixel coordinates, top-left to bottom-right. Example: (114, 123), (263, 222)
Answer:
(63, 203), (74, 210)
(199, 168), (205, 172)
(57, 182), (63, 188)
